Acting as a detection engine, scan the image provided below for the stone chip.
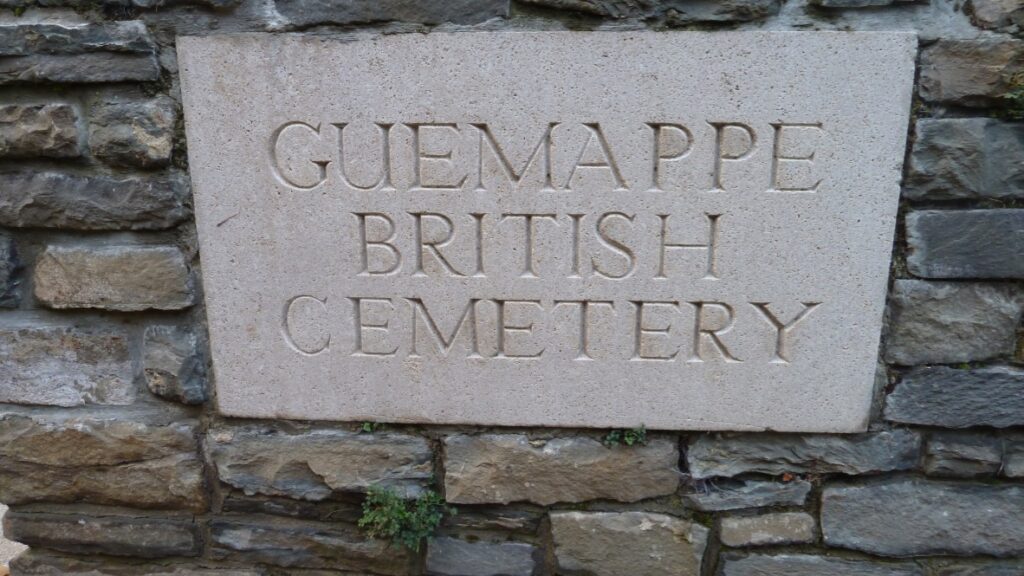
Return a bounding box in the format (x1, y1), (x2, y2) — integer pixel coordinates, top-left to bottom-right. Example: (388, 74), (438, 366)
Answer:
(90, 98), (176, 169)
(143, 326), (207, 405)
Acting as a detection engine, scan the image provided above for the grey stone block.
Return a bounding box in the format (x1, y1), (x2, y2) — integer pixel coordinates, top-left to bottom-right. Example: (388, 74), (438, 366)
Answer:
(275, 0), (509, 26)
(0, 171), (190, 230)
(207, 425), (433, 500)
(822, 478), (1024, 557)
(426, 537), (536, 576)
(0, 326), (135, 407)
(884, 280), (1022, 365)
(924, 432), (1002, 478)
(0, 104), (80, 158)
(905, 118), (1024, 201)
(443, 434), (679, 505)
(3, 510), (200, 558)
(0, 233), (20, 308)
(687, 430), (921, 478)
(919, 39), (1024, 107)
(683, 478), (811, 511)
(143, 326), (207, 405)
(90, 98), (176, 169)
(885, 365), (1024, 428)
(720, 553), (924, 576)
(907, 210), (1024, 279)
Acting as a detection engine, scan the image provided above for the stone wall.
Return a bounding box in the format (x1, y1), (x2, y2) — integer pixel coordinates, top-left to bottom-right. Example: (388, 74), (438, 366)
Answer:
(0, 1), (1022, 575)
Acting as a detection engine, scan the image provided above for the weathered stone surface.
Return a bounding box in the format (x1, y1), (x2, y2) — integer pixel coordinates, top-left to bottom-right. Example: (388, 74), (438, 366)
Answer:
(907, 210), (1024, 279)
(207, 425), (432, 500)
(0, 413), (206, 511)
(144, 326), (207, 405)
(550, 511), (706, 576)
(0, 233), (21, 308)
(9, 550), (262, 575)
(179, 32), (916, 433)
(0, 171), (190, 230)
(919, 39), (1024, 107)
(720, 554), (924, 576)
(210, 519), (412, 574)
(442, 507), (542, 535)
(904, 119), (1024, 201)
(924, 432), (1002, 478)
(0, 326), (135, 407)
(518, 0), (655, 18)
(34, 245), (194, 311)
(822, 479), (1024, 557)
(664, 0), (780, 22)
(0, 104), (79, 158)
(90, 98), (176, 169)
(425, 537), (536, 576)
(719, 512), (816, 547)
(443, 434), (678, 505)
(1005, 435), (1024, 478)
(275, 0), (509, 26)
(3, 510), (199, 558)
(0, 22), (159, 84)
(885, 366), (1024, 428)
(967, 0), (1024, 29)
(812, 0), (914, 7)
(929, 559), (1024, 576)
(884, 280), (1022, 365)
(683, 479), (811, 511)
(687, 430), (921, 479)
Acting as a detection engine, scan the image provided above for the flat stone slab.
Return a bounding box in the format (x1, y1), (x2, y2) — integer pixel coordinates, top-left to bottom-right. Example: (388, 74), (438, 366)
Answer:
(179, 31), (915, 431)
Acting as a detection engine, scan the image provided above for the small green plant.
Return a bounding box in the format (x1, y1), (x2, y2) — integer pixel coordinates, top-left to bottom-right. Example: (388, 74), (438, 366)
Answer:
(1002, 73), (1024, 120)
(360, 421), (381, 433)
(358, 486), (454, 551)
(603, 425), (647, 447)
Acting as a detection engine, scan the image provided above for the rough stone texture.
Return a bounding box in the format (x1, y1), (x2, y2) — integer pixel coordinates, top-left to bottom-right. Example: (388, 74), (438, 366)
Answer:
(683, 479), (812, 511)
(1005, 435), (1024, 478)
(0, 504), (28, 568)
(0, 171), (190, 230)
(207, 425), (433, 500)
(720, 554), (925, 576)
(0, 233), (21, 308)
(664, 0), (780, 23)
(143, 326), (207, 405)
(929, 559), (1024, 576)
(9, 551), (261, 575)
(275, 0), (509, 26)
(907, 210), (1024, 279)
(811, 0), (915, 7)
(904, 118), (1024, 201)
(822, 478), (1024, 557)
(924, 432), (1002, 478)
(210, 519), (412, 574)
(884, 280), (1022, 365)
(425, 537), (536, 576)
(885, 366), (1024, 428)
(0, 104), (79, 158)
(0, 413), (206, 511)
(686, 430), (921, 479)
(3, 511), (199, 559)
(440, 507), (541, 535)
(550, 511), (706, 576)
(90, 99), (176, 169)
(719, 512), (816, 547)
(179, 32), (915, 433)
(34, 245), (194, 312)
(0, 22), (159, 84)
(967, 0), (1024, 29)
(919, 39), (1024, 107)
(0, 326), (135, 407)
(443, 434), (679, 505)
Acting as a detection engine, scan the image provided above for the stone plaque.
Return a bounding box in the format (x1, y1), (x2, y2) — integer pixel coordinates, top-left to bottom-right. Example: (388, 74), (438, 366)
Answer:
(179, 31), (915, 432)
